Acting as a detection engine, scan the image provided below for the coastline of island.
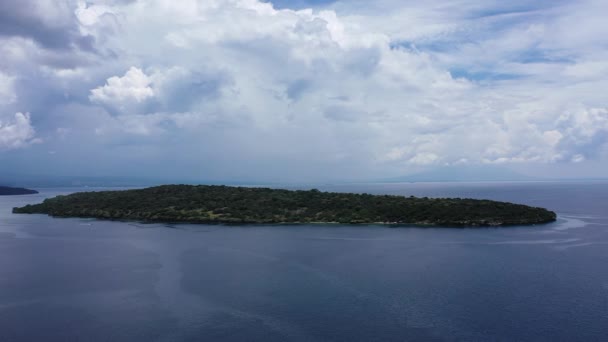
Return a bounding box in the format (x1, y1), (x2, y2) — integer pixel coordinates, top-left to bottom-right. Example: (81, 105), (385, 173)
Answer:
(0, 186), (39, 196)
(12, 184), (556, 227)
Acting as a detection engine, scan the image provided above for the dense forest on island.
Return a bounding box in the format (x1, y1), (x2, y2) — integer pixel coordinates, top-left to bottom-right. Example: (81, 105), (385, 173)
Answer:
(13, 185), (556, 227)
(13, 185), (556, 226)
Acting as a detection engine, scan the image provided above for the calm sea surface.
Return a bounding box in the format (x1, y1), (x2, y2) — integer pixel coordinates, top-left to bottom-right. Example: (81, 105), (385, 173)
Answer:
(0, 182), (607, 341)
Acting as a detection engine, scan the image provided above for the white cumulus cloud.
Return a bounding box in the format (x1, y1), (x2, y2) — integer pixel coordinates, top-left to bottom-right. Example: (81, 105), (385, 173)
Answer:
(89, 67), (155, 114)
(0, 112), (38, 150)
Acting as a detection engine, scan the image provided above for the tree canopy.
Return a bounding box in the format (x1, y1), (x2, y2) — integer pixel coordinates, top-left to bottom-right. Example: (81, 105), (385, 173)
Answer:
(13, 185), (556, 227)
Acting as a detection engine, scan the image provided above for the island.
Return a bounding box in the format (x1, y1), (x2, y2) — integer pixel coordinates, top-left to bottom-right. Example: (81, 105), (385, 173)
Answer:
(0, 186), (38, 196)
(12, 185), (556, 227)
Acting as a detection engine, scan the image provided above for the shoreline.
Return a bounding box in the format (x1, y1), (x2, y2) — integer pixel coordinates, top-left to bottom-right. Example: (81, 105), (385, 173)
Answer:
(15, 212), (557, 228)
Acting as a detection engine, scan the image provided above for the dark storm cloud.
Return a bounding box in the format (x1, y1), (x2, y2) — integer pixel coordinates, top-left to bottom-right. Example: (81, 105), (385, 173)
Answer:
(156, 70), (233, 113)
(286, 79), (311, 101)
(0, 1), (96, 52)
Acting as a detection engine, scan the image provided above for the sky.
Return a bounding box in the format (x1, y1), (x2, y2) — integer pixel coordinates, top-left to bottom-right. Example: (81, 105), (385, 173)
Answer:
(0, 0), (607, 183)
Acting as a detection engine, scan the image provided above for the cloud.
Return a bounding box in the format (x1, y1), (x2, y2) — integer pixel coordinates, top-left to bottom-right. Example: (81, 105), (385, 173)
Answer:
(89, 67), (154, 114)
(0, 112), (38, 150)
(0, 72), (16, 105)
(58, 1), (608, 166)
(0, 0), (96, 52)
(0, 0), (607, 180)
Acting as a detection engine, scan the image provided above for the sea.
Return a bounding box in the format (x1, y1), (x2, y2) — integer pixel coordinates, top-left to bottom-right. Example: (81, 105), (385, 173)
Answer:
(0, 181), (607, 341)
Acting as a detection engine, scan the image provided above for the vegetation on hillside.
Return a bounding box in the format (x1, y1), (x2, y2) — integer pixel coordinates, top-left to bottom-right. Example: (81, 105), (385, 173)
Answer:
(12, 185), (556, 227)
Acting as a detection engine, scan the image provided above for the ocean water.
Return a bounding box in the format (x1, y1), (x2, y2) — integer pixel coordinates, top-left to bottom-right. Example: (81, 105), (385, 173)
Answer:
(0, 181), (607, 341)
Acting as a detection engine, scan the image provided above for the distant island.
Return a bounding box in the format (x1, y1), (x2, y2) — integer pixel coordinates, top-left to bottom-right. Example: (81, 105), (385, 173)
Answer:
(12, 185), (556, 227)
(0, 186), (38, 196)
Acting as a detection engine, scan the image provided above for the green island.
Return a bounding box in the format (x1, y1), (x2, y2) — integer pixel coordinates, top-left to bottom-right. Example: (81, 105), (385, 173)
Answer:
(0, 186), (38, 196)
(12, 185), (556, 227)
